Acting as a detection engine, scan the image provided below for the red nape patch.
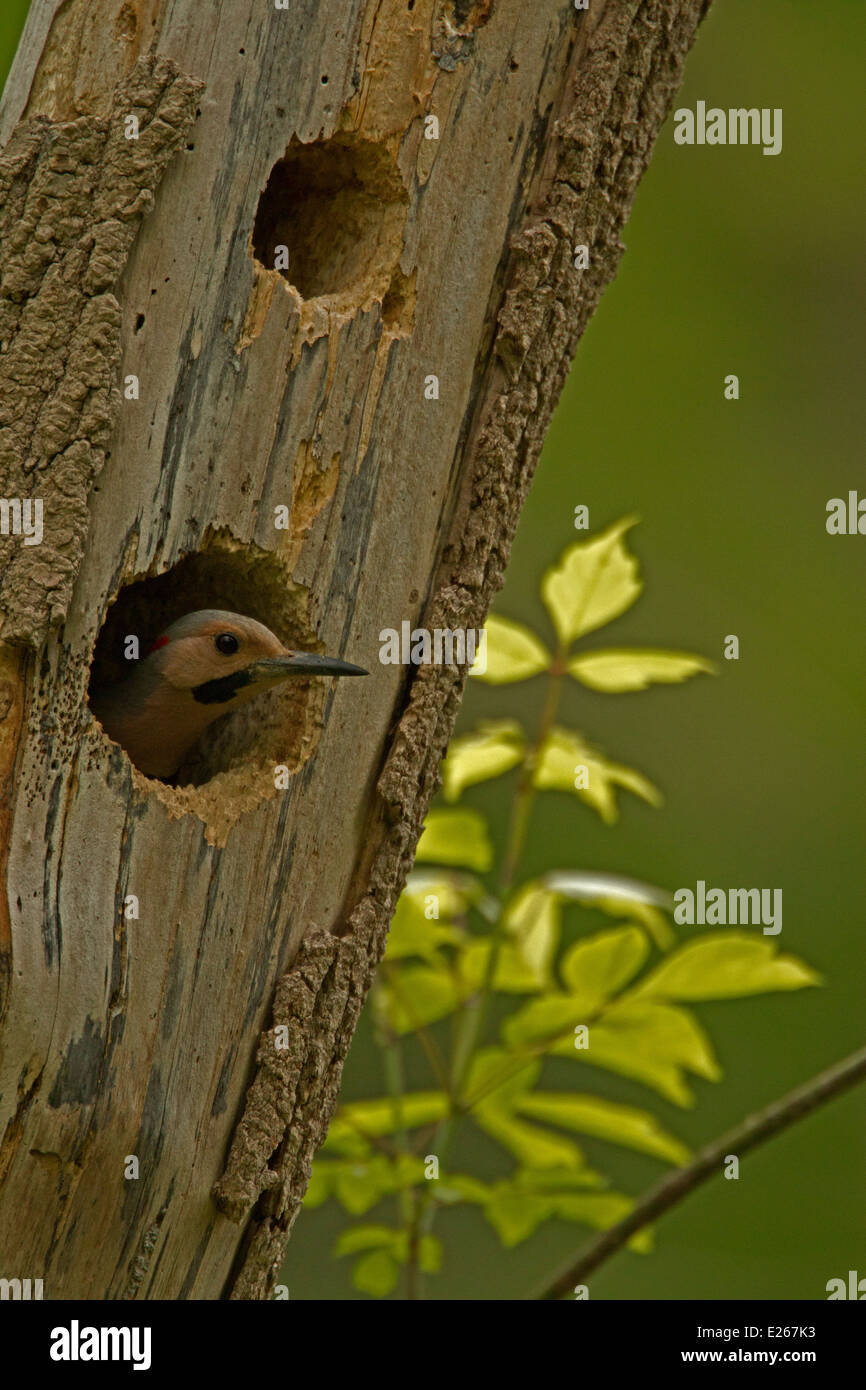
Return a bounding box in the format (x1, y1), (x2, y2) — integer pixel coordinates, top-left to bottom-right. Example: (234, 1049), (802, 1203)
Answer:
(147, 634), (171, 654)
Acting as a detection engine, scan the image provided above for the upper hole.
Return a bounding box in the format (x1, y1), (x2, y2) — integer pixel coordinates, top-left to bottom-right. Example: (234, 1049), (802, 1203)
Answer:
(251, 134), (408, 303)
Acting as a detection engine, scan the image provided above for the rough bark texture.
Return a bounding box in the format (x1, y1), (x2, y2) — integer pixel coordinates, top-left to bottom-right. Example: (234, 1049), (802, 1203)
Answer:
(0, 0), (711, 1299)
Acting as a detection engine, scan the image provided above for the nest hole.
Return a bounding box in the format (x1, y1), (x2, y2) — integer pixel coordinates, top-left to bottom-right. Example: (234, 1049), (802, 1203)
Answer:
(251, 134), (408, 305)
(88, 539), (320, 798)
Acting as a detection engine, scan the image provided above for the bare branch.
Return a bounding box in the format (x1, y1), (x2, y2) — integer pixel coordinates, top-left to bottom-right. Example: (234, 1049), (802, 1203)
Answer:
(536, 1044), (866, 1301)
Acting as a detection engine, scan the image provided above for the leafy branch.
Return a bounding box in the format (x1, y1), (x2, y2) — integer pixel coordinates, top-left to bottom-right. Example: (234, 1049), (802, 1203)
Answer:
(301, 519), (818, 1299)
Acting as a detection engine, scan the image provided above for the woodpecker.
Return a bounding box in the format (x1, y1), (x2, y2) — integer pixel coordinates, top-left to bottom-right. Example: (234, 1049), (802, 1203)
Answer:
(91, 609), (367, 779)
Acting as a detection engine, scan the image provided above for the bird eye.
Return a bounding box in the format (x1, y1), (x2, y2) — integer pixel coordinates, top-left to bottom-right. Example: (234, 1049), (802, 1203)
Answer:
(215, 633), (239, 655)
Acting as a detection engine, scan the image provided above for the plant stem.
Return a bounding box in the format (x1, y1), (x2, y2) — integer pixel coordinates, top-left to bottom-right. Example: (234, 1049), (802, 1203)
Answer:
(414, 653), (570, 1240)
(374, 991), (419, 1297)
(499, 659), (565, 895)
(450, 654), (567, 1103)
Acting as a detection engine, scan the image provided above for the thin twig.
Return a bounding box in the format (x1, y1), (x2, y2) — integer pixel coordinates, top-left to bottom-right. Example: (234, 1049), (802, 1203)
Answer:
(535, 1043), (866, 1300)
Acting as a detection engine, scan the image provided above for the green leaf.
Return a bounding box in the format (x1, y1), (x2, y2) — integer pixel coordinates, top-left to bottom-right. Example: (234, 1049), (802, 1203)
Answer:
(608, 900), (675, 951)
(530, 727), (587, 794)
(551, 1193), (654, 1253)
(502, 927), (647, 1047)
(534, 727), (662, 824)
(514, 1092), (690, 1165)
(503, 883), (562, 987)
(382, 964), (463, 1033)
(319, 1127), (372, 1160)
(405, 871), (483, 914)
(541, 517), (642, 646)
(476, 1173), (646, 1250)
(313, 1154), (430, 1214)
(510, 1166), (604, 1193)
(568, 648), (715, 693)
(460, 885), (561, 993)
(474, 1106), (587, 1169)
(631, 933), (822, 1002)
(327, 1092), (450, 1150)
(334, 1163), (390, 1215)
(335, 1224), (399, 1256)
(322, 1154), (424, 1214)
(434, 1173), (493, 1206)
(542, 871), (675, 949)
(441, 720), (525, 801)
(416, 808), (493, 871)
(470, 614), (551, 683)
(484, 1190), (553, 1246)
(464, 1045), (586, 1167)
(459, 938), (548, 994)
(385, 891), (462, 963)
(502, 995), (589, 1048)
(558, 999), (722, 1107)
(465, 1050), (587, 1168)
(353, 1249), (400, 1296)
(560, 925), (649, 1002)
(542, 869), (671, 912)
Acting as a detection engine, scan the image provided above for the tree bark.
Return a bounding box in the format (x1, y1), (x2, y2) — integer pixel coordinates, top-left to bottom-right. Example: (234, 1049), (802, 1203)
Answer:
(0, 0), (711, 1299)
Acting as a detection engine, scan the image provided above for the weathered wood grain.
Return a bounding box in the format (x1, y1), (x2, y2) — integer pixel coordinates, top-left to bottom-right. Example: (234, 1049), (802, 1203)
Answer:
(0, 0), (711, 1298)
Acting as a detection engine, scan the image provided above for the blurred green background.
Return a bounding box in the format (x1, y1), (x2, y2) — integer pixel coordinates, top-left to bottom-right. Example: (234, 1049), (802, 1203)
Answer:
(3, 0), (862, 1300)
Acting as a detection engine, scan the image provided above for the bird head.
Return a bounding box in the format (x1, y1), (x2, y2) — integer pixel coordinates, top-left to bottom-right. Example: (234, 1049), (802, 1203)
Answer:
(146, 610), (367, 704)
(91, 608), (367, 779)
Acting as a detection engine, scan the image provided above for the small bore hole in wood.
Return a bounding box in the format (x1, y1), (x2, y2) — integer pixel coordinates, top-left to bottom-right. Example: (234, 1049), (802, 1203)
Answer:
(114, 2), (137, 42)
(445, 0), (493, 33)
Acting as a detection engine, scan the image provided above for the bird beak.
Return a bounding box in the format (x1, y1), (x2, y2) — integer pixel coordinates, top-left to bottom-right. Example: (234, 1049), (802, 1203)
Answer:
(246, 653), (369, 681)
(191, 651), (368, 707)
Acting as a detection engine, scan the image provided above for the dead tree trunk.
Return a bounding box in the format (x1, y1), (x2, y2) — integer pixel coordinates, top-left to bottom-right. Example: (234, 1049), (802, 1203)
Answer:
(0, 0), (710, 1299)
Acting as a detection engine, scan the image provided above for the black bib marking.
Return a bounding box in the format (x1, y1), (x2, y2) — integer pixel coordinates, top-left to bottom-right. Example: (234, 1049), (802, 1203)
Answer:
(192, 668), (255, 705)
